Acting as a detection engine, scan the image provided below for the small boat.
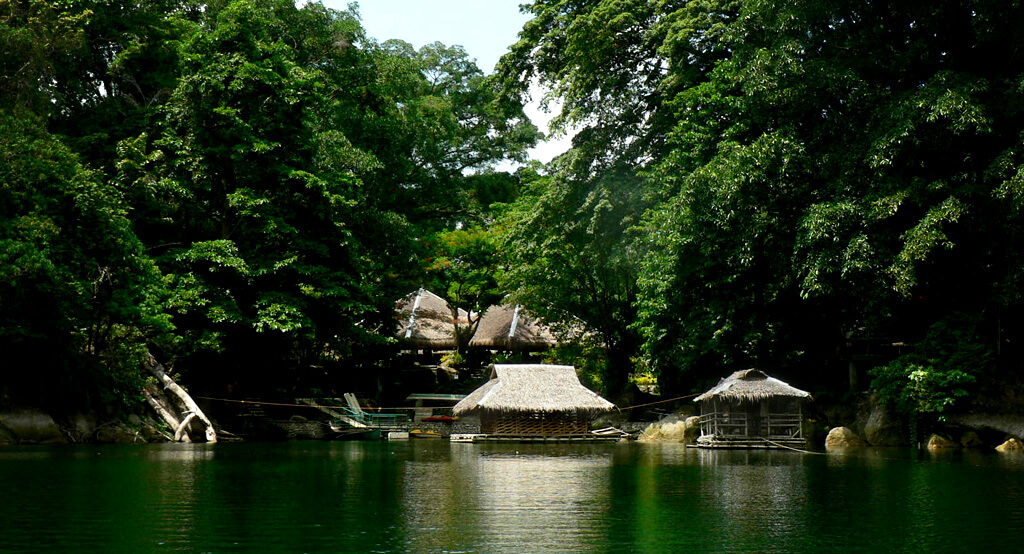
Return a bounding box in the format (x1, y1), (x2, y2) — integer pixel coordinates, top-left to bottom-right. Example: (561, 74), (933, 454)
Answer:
(409, 429), (443, 439)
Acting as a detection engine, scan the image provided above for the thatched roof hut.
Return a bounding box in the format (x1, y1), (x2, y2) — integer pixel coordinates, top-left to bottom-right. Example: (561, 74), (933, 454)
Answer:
(695, 369), (813, 403)
(454, 364), (615, 436)
(468, 304), (557, 351)
(395, 288), (468, 350)
(694, 369), (812, 448)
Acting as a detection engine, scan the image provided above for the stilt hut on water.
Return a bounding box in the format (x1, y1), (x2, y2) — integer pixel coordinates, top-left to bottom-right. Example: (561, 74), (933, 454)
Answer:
(453, 364), (615, 437)
(694, 369), (812, 449)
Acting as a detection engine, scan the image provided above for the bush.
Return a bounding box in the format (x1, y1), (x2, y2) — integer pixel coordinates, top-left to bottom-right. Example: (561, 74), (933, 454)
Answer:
(870, 313), (991, 416)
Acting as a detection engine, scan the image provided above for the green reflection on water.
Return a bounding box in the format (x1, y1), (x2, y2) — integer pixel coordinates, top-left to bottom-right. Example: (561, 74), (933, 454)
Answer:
(0, 442), (1021, 553)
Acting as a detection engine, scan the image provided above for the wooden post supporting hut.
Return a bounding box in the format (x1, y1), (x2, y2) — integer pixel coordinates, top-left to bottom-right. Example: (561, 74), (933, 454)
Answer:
(694, 369), (811, 449)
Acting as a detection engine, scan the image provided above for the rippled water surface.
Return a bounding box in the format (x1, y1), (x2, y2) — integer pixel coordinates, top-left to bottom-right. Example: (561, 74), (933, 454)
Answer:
(1, 441), (1022, 553)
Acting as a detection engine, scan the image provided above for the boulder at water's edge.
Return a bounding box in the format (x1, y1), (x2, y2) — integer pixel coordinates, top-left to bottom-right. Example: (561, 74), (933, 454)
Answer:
(996, 438), (1023, 453)
(0, 409), (66, 444)
(926, 434), (959, 450)
(640, 414), (700, 444)
(826, 426), (868, 449)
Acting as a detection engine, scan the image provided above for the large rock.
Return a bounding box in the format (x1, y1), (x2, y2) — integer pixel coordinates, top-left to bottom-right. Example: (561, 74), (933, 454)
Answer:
(0, 409), (66, 444)
(684, 416), (701, 443)
(926, 434), (959, 450)
(864, 399), (905, 446)
(825, 426), (867, 448)
(996, 438), (1024, 453)
(639, 414), (700, 444)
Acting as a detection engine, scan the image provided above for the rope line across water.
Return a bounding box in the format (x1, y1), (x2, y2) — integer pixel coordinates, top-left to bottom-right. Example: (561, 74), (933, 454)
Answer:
(196, 393), (702, 413)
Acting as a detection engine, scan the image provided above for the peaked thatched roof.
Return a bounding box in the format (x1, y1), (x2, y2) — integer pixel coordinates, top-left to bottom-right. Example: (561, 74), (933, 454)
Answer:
(468, 304), (557, 350)
(694, 369), (813, 403)
(453, 364), (615, 416)
(395, 288), (469, 349)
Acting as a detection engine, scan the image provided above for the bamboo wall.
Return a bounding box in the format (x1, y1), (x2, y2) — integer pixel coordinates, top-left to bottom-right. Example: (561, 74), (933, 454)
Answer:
(481, 411), (590, 435)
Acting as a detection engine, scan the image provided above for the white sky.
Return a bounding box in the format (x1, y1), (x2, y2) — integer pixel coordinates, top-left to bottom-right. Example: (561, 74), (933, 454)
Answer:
(321, 0), (572, 165)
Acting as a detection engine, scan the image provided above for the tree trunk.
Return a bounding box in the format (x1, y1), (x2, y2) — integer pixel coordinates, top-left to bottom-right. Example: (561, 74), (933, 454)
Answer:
(142, 383), (191, 443)
(145, 354), (217, 443)
(174, 412), (198, 442)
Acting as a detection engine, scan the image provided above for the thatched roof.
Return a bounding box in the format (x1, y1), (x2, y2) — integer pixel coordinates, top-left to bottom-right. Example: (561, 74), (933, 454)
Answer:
(694, 369), (813, 403)
(395, 288), (468, 349)
(468, 304), (557, 350)
(453, 364), (615, 416)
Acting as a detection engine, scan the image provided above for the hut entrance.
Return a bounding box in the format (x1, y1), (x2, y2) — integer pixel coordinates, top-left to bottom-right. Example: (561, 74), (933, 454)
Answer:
(746, 402), (763, 438)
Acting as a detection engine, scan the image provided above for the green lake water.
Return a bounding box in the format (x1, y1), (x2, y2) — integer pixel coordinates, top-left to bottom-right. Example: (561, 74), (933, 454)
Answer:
(1, 441), (1022, 553)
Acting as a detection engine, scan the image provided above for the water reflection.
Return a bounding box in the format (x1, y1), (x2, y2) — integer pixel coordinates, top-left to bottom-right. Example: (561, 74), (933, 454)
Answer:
(0, 442), (1022, 553)
(399, 443), (614, 553)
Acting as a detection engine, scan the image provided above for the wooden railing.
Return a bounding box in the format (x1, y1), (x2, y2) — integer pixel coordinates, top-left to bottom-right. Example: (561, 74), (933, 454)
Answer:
(699, 412), (803, 439)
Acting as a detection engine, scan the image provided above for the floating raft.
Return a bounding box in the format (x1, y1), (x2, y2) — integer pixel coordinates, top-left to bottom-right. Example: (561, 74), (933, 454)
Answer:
(450, 433), (625, 443)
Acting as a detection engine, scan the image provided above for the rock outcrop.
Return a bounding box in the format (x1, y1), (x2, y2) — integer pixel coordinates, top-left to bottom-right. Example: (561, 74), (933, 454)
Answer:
(825, 426), (867, 448)
(926, 434), (959, 449)
(639, 414), (700, 444)
(0, 409), (66, 444)
(949, 414), (1024, 443)
(864, 400), (905, 446)
(996, 438), (1023, 453)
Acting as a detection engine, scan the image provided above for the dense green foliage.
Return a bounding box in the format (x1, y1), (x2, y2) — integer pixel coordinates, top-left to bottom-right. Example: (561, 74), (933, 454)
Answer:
(0, 0), (534, 408)
(496, 163), (647, 395)
(0, 112), (172, 408)
(423, 227), (504, 358)
(498, 0), (1024, 411)
(6, 0), (1024, 419)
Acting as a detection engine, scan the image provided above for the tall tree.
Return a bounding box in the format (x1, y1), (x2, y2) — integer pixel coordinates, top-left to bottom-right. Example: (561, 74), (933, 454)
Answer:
(503, 0), (1024, 405)
(0, 112), (172, 410)
(423, 227), (504, 361)
(1, 0), (174, 411)
(357, 39), (539, 232)
(142, 0), (383, 391)
(497, 163), (647, 397)
(129, 0), (537, 392)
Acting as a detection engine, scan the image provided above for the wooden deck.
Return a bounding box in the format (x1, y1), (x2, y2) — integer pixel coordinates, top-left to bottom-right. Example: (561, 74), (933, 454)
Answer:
(450, 433), (625, 443)
(694, 436), (808, 449)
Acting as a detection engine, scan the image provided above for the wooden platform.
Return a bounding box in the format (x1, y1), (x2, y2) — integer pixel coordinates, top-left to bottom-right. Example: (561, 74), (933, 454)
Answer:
(694, 436), (808, 449)
(451, 433), (625, 443)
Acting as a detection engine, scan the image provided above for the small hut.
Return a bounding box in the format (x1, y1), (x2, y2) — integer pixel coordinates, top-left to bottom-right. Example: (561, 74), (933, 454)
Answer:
(468, 304), (557, 352)
(694, 369), (812, 448)
(453, 364), (615, 437)
(395, 288), (468, 350)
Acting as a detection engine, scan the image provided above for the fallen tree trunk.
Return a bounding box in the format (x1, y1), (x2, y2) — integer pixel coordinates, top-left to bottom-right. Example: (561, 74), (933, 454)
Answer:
(142, 383), (190, 443)
(145, 354), (217, 443)
(174, 412), (197, 442)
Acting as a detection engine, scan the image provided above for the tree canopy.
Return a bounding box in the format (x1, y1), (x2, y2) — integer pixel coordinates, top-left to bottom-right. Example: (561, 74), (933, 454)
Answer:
(498, 0), (1024, 408)
(1, 0), (536, 407)
(5, 0), (1024, 418)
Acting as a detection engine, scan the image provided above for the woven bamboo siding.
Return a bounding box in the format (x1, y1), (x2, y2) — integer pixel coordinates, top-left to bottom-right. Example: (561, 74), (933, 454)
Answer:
(481, 412), (589, 435)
